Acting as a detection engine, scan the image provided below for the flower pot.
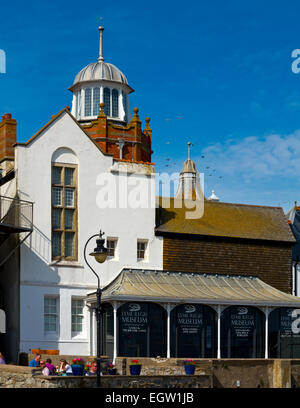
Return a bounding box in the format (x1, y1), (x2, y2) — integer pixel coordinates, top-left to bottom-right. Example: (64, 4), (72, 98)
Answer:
(108, 368), (117, 375)
(130, 365), (142, 375)
(184, 364), (195, 375)
(71, 364), (84, 376)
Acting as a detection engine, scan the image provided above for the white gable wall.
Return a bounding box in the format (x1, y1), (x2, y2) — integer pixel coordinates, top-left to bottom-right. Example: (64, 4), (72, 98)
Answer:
(16, 111), (162, 355)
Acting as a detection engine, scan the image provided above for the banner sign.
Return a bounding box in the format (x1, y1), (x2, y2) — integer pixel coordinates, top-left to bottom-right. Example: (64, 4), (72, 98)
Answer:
(280, 308), (300, 338)
(120, 303), (148, 334)
(176, 304), (203, 335)
(230, 307), (255, 338)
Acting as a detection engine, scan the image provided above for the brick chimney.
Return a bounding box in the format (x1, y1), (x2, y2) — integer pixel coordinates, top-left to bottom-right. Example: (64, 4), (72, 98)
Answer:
(0, 113), (16, 164)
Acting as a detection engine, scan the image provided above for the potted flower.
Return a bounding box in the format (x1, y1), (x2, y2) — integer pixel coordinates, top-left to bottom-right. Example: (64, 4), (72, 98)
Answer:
(184, 359), (196, 375)
(71, 358), (85, 376)
(129, 359), (142, 375)
(106, 362), (117, 375)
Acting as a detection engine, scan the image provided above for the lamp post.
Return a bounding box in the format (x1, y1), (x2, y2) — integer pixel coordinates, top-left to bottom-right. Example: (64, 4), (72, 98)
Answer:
(84, 230), (108, 388)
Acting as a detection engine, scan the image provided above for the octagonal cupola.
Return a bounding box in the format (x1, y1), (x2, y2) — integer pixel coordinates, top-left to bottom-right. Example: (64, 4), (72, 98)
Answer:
(69, 25), (134, 124)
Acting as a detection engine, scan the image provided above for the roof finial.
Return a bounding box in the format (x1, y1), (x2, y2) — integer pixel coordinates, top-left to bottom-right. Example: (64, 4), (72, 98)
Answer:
(98, 19), (104, 62)
(188, 142), (191, 160)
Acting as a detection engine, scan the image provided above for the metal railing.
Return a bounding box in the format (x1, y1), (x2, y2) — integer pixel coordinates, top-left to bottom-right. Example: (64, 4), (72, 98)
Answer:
(0, 195), (33, 231)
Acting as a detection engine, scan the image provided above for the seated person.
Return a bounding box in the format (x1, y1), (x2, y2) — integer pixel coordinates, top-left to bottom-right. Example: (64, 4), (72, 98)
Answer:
(40, 360), (50, 376)
(45, 358), (56, 375)
(29, 354), (41, 367)
(86, 361), (97, 376)
(58, 359), (73, 375)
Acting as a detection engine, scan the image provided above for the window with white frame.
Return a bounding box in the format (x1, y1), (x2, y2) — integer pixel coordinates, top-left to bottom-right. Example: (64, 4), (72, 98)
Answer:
(72, 298), (84, 333)
(137, 240), (148, 262)
(107, 238), (118, 259)
(44, 297), (58, 333)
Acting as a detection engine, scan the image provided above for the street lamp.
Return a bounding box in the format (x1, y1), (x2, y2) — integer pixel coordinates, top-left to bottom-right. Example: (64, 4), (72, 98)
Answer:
(84, 230), (108, 388)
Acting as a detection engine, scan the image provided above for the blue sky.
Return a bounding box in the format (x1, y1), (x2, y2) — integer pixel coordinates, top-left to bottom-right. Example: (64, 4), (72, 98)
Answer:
(1, 0), (300, 211)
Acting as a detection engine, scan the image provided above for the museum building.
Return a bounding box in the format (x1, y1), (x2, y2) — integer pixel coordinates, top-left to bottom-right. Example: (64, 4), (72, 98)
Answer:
(1, 24), (300, 363)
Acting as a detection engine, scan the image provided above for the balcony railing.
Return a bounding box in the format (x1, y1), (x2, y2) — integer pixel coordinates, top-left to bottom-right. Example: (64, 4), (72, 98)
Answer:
(0, 195), (33, 232)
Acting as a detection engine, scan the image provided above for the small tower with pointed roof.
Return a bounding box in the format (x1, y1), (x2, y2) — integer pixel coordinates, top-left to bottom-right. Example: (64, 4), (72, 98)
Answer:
(175, 142), (204, 200)
(208, 190), (220, 202)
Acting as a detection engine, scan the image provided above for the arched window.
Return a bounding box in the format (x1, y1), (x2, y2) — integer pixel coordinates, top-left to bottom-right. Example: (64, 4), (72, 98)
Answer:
(112, 89), (119, 117)
(221, 306), (265, 358)
(104, 88), (111, 117)
(84, 88), (92, 117)
(51, 149), (78, 261)
(170, 304), (217, 358)
(93, 87), (100, 116)
(118, 302), (167, 357)
(269, 308), (300, 358)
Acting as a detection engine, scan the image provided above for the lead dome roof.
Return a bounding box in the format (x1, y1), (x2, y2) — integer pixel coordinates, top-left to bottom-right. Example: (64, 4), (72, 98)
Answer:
(73, 61), (128, 86)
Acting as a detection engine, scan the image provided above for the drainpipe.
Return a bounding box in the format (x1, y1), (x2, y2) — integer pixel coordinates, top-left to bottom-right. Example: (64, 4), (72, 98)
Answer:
(294, 256), (299, 297)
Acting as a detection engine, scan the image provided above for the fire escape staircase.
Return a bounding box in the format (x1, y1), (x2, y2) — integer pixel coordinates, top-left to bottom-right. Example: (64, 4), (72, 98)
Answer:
(0, 195), (33, 267)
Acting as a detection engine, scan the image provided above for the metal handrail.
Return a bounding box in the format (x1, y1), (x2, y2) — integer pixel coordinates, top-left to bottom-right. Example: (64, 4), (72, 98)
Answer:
(0, 195), (33, 231)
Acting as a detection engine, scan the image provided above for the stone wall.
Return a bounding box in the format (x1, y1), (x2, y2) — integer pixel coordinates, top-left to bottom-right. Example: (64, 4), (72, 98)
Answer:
(0, 364), (211, 388)
(1, 358), (300, 388)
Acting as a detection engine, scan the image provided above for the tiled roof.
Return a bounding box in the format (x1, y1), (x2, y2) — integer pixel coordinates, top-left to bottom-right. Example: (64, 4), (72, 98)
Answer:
(155, 198), (295, 243)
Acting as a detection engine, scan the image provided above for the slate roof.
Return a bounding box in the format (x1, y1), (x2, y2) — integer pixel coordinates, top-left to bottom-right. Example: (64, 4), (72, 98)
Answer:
(155, 197), (295, 243)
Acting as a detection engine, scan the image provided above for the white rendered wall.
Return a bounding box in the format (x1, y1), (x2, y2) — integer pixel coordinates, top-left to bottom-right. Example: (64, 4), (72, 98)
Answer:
(16, 111), (162, 354)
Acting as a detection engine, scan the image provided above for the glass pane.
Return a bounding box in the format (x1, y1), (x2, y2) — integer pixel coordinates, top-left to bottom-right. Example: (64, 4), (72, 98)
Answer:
(65, 189), (74, 207)
(65, 168), (74, 186)
(137, 242), (146, 259)
(85, 88), (92, 116)
(52, 232), (62, 257)
(220, 306), (265, 358)
(65, 232), (74, 257)
(72, 299), (84, 332)
(112, 89), (119, 117)
(170, 304), (217, 358)
(45, 315), (56, 332)
(104, 88), (111, 116)
(52, 209), (61, 229)
(93, 87), (100, 116)
(65, 209), (74, 230)
(122, 91), (128, 122)
(52, 167), (62, 184)
(52, 187), (62, 206)
(118, 302), (166, 357)
(107, 240), (116, 257)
